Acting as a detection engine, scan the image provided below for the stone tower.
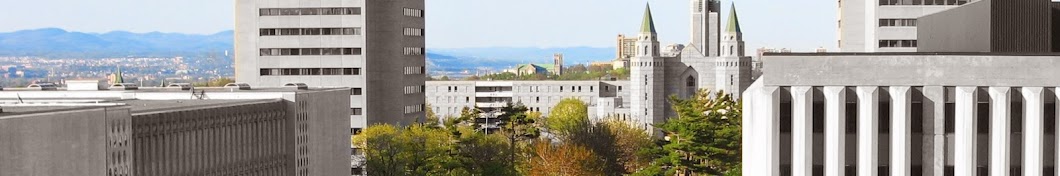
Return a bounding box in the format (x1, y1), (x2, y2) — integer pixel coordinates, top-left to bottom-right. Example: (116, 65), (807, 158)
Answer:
(631, 4), (666, 130)
(553, 53), (564, 75)
(715, 3), (753, 98)
(690, 0), (721, 57)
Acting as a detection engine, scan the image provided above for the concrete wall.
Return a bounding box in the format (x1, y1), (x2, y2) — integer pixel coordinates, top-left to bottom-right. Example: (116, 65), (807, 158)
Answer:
(918, 0), (992, 52)
(763, 54), (1060, 87)
(0, 107), (131, 176)
(286, 89), (351, 176)
(364, 0), (426, 125)
(131, 100), (290, 176)
(919, 0), (1053, 53)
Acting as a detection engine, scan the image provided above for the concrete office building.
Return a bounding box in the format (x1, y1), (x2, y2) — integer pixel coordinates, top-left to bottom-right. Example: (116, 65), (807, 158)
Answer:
(235, 0), (427, 130)
(0, 87), (351, 176)
(428, 1), (755, 132)
(839, 0), (976, 52)
(744, 1), (1060, 176)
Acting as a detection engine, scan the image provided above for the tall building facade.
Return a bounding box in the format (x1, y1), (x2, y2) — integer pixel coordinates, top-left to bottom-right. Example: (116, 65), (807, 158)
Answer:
(235, 0), (427, 129)
(839, 0), (976, 52)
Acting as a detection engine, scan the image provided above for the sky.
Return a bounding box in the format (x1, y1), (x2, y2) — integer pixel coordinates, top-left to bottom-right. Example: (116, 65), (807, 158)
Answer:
(0, 0), (838, 52)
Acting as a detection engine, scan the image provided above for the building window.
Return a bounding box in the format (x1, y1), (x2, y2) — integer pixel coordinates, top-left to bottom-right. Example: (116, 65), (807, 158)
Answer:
(260, 7), (361, 16)
(404, 66), (425, 75)
(259, 48), (362, 56)
(352, 88), (362, 95)
(403, 47), (424, 55)
(351, 108), (363, 115)
(879, 19), (917, 27)
(259, 68), (360, 76)
(403, 8), (424, 17)
(403, 28), (424, 36)
(260, 28), (361, 36)
(879, 40), (918, 48)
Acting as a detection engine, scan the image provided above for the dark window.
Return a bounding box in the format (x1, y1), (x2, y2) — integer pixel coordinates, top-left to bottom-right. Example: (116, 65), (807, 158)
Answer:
(352, 88), (363, 95)
(351, 108), (363, 115)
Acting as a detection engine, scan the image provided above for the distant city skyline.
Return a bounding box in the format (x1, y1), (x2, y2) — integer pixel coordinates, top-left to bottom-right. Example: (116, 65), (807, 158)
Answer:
(0, 0), (838, 51)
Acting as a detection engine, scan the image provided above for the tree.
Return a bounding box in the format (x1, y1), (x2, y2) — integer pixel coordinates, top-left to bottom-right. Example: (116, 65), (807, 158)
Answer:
(527, 141), (604, 176)
(439, 75), (451, 81)
(546, 98), (590, 139)
(639, 90), (743, 175)
(497, 103), (541, 172)
(352, 124), (404, 176)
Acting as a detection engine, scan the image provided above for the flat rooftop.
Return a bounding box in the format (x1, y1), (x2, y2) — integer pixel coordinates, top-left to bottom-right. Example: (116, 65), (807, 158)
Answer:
(0, 99), (278, 118)
(0, 86), (348, 93)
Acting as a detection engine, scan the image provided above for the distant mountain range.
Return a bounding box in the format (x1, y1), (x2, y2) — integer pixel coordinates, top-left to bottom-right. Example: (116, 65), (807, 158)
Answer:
(0, 28), (233, 58)
(0, 28), (616, 71)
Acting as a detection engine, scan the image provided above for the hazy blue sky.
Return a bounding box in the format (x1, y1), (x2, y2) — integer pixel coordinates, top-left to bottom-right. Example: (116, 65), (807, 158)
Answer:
(0, 0), (838, 51)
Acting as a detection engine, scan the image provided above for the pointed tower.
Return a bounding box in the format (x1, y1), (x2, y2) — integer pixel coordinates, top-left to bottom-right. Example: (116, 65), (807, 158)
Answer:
(690, 0), (721, 57)
(721, 3), (745, 57)
(631, 3), (666, 133)
(113, 66), (125, 84)
(716, 3), (752, 98)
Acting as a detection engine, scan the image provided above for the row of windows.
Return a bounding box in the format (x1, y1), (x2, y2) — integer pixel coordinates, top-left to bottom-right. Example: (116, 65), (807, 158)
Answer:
(404, 47), (424, 56)
(259, 68), (360, 76)
(259, 48), (362, 56)
(879, 19), (917, 27)
(403, 28), (424, 36)
(404, 66), (425, 75)
(404, 85), (425, 95)
(879, 40), (918, 48)
(260, 28), (361, 36)
(404, 104), (424, 114)
(403, 8), (424, 17)
(260, 7), (361, 16)
(879, 0), (969, 6)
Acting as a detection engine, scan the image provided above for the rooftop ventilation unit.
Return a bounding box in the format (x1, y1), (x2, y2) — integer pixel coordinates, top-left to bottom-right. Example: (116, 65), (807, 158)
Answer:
(223, 83), (252, 90)
(166, 83), (194, 90)
(283, 83), (309, 90)
(26, 83), (59, 91)
(109, 83), (140, 90)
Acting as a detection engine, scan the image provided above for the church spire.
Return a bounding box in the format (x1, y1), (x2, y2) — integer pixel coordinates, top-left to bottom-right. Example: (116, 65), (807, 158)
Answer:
(726, 3), (741, 33)
(114, 66), (124, 84)
(641, 3), (657, 33)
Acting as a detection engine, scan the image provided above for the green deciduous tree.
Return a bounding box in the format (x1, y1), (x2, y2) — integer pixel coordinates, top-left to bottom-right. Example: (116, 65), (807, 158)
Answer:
(545, 98), (590, 138)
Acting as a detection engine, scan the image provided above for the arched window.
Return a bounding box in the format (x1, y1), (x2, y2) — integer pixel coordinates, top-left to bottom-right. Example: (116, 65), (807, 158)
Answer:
(730, 46), (735, 55)
(686, 76), (697, 97)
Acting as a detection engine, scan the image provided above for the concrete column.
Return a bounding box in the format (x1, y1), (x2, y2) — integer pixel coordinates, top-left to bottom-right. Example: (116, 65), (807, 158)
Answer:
(988, 87), (1011, 176)
(757, 86), (782, 176)
(922, 86), (946, 176)
(824, 86), (847, 176)
(791, 86), (814, 176)
(891, 86), (912, 176)
(857, 86), (879, 176)
(1023, 87), (1045, 176)
(954, 86), (978, 176)
(741, 85), (756, 176)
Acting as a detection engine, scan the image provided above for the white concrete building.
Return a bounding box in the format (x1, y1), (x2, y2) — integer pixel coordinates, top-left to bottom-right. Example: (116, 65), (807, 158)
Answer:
(235, 0), (427, 130)
(742, 53), (1060, 176)
(839, 0), (976, 52)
